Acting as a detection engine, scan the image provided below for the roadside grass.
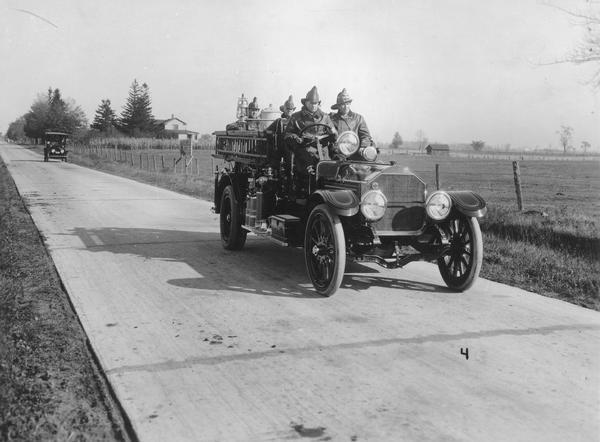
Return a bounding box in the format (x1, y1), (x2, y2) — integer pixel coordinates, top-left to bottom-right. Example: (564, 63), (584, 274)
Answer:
(0, 155), (128, 441)
(481, 233), (599, 309)
(27, 145), (600, 309)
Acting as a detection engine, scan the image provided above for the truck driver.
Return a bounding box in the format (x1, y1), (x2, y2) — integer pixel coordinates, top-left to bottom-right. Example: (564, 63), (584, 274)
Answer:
(284, 86), (337, 175)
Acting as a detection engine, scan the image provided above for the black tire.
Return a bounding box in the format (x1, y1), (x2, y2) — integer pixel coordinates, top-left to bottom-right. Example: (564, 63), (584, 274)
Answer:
(304, 204), (346, 296)
(437, 216), (483, 291)
(219, 185), (247, 250)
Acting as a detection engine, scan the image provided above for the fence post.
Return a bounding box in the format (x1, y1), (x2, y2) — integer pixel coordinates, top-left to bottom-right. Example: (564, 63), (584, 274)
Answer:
(173, 158), (176, 173)
(130, 152), (134, 167)
(153, 155), (156, 172)
(139, 153), (143, 169)
(512, 161), (523, 211)
(435, 164), (440, 190)
(161, 155), (165, 170)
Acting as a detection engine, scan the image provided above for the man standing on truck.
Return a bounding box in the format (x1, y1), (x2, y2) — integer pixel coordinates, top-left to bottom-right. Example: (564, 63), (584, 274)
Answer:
(329, 88), (374, 152)
(266, 95), (295, 166)
(284, 86), (337, 175)
(266, 95), (295, 135)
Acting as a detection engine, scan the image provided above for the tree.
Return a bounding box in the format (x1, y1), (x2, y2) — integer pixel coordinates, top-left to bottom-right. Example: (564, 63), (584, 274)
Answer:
(471, 140), (485, 151)
(199, 133), (214, 144)
(545, 2), (600, 88)
(390, 132), (403, 149)
(557, 125), (573, 153)
(119, 79), (155, 136)
(91, 99), (118, 132)
(46, 88), (67, 130)
(23, 88), (88, 142)
(581, 140), (591, 153)
(6, 116), (26, 141)
(23, 94), (50, 142)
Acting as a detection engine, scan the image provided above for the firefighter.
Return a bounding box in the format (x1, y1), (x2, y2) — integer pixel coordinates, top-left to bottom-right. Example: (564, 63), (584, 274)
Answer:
(284, 86), (337, 175)
(329, 88), (374, 153)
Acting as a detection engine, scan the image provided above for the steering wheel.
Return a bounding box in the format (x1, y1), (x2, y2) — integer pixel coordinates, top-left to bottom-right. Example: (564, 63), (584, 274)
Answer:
(299, 123), (336, 147)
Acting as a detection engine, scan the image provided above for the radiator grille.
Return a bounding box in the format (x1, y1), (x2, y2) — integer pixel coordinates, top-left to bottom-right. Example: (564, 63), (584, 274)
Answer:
(376, 173), (426, 203)
(372, 173), (426, 232)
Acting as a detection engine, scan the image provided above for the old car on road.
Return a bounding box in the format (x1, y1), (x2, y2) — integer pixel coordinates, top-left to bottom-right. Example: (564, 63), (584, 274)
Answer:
(212, 122), (486, 296)
(43, 131), (69, 162)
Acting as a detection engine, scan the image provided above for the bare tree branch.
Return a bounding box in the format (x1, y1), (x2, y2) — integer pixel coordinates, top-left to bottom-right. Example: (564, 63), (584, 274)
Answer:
(541, 1), (600, 88)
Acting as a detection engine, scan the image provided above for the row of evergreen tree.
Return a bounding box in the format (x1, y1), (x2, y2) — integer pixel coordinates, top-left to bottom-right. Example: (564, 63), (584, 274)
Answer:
(91, 79), (154, 136)
(6, 79), (156, 142)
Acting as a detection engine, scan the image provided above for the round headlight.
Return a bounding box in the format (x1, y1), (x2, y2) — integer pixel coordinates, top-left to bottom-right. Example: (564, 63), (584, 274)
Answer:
(426, 191), (452, 220)
(359, 145), (378, 161)
(336, 131), (359, 157)
(360, 190), (387, 221)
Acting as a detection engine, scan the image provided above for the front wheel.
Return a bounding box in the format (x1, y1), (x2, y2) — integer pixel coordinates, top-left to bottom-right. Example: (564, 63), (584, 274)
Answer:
(437, 216), (483, 291)
(304, 204), (346, 296)
(220, 185), (247, 250)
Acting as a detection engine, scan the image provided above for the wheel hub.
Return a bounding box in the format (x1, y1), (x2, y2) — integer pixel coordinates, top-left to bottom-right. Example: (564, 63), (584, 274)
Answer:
(312, 237), (332, 265)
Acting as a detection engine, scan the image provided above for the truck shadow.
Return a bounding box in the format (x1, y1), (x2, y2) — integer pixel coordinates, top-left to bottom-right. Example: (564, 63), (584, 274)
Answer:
(68, 227), (450, 297)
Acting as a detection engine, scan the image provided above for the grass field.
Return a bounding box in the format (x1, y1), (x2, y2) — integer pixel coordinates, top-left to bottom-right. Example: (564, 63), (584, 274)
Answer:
(23, 144), (600, 310)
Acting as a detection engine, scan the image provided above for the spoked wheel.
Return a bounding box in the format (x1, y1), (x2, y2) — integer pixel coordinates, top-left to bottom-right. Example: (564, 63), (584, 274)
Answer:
(304, 204), (346, 296)
(219, 185), (247, 250)
(437, 215), (483, 291)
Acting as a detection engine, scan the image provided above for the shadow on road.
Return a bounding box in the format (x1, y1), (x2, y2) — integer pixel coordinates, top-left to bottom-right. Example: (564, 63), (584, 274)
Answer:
(67, 226), (450, 297)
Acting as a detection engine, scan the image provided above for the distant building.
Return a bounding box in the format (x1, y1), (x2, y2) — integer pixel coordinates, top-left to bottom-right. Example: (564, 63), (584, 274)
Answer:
(425, 144), (450, 156)
(154, 114), (198, 142)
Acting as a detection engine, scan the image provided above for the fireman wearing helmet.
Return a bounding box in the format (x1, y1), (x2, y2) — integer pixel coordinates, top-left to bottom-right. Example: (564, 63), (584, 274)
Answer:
(284, 86), (338, 175)
(330, 88), (377, 161)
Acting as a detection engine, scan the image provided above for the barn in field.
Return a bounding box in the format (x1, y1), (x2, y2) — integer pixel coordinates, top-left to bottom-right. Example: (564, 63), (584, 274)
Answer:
(425, 144), (450, 156)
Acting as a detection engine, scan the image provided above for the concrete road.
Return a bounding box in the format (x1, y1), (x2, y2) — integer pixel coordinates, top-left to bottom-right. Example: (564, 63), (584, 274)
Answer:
(2, 142), (599, 442)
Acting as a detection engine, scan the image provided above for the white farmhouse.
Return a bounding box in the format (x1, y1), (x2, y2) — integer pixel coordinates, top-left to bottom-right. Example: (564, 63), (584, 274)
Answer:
(154, 114), (198, 143)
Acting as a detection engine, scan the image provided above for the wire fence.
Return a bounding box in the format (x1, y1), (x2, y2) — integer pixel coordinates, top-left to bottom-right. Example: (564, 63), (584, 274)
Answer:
(70, 143), (213, 175)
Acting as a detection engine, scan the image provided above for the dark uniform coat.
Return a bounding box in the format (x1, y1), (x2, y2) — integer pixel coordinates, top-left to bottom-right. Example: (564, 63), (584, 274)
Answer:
(284, 107), (337, 172)
(265, 115), (290, 166)
(330, 110), (373, 148)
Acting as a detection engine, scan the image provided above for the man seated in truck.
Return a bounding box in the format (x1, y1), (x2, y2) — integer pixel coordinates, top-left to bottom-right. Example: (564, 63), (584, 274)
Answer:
(284, 86), (337, 176)
(329, 88), (378, 161)
(226, 97), (261, 131)
(246, 97), (262, 130)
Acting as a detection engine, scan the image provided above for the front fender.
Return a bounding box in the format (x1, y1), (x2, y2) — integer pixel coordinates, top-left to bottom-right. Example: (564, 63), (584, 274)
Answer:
(447, 191), (487, 218)
(215, 174), (244, 213)
(309, 189), (359, 217)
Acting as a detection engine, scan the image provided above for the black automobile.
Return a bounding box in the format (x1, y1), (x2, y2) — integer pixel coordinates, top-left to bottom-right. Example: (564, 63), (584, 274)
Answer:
(43, 131), (69, 162)
(213, 124), (486, 296)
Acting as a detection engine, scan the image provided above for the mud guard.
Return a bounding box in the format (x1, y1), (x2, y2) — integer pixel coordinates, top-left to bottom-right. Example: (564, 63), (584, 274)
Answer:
(447, 191), (487, 218)
(215, 174), (244, 214)
(309, 189), (359, 217)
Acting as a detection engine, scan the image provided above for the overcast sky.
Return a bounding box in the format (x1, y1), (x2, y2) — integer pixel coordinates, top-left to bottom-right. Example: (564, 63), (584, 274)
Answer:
(1, 0), (598, 149)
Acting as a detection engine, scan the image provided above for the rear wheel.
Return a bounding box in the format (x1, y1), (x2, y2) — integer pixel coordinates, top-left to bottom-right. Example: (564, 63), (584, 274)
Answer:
(437, 216), (483, 291)
(304, 204), (346, 296)
(220, 185), (247, 250)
